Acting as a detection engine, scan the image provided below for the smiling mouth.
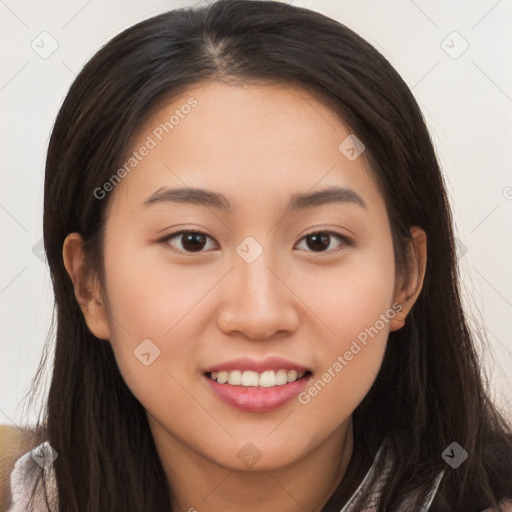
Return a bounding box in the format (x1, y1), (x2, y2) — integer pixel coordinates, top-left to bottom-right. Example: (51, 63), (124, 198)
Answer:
(205, 369), (312, 388)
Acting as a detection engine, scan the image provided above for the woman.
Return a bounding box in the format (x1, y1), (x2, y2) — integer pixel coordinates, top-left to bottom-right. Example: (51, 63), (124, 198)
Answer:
(8, 1), (512, 510)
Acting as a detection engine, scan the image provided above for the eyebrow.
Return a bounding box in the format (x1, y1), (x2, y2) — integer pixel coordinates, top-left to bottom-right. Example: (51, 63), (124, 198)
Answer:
(143, 185), (366, 212)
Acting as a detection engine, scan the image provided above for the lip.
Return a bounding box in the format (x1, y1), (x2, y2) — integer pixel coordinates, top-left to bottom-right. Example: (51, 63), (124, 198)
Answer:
(203, 372), (312, 412)
(203, 356), (309, 374)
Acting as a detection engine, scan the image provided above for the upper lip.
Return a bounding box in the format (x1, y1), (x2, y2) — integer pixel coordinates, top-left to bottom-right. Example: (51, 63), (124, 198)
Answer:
(204, 356), (309, 374)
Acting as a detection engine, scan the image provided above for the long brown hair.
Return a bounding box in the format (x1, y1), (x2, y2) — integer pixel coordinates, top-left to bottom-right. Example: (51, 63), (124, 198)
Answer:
(29, 1), (512, 510)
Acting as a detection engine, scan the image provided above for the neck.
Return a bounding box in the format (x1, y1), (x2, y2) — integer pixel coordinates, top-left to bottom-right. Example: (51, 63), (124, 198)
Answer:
(151, 416), (354, 512)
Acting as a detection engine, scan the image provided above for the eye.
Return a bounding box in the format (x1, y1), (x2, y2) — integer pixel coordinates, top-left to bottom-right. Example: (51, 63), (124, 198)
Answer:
(159, 229), (352, 255)
(160, 230), (218, 253)
(295, 230), (352, 254)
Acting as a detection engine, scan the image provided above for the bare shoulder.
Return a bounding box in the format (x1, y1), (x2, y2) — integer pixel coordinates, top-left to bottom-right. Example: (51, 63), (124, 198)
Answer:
(480, 500), (512, 512)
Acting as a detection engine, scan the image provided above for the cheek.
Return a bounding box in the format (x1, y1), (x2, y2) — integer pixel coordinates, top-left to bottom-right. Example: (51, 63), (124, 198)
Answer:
(293, 246), (395, 413)
(298, 245), (396, 344)
(295, 274), (393, 427)
(306, 276), (392, 387)
(100, 237), (211, 385)
(102, 233), (217, 340)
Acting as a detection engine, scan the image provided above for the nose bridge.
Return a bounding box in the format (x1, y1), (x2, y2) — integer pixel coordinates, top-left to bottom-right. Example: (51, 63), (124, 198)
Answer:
(234, 235), (282, 311)
(216, 234), (298, 338)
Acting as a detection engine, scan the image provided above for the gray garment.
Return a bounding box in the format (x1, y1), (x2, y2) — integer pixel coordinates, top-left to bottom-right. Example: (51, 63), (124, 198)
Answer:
(339, 439), (444, 511)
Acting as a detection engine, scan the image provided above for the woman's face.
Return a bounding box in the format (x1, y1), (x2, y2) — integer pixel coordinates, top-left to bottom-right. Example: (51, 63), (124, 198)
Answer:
(68, 81), (422, 472)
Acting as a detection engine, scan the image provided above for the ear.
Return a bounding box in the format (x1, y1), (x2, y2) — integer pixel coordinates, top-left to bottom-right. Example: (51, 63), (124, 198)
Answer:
(389, 226), (427, 332)
(62, 233), (111, 340)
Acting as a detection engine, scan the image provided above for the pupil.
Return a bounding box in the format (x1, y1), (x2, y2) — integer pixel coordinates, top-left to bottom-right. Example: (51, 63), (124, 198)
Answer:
(183, 233), (205, 252)
(308, 233), (329, 251)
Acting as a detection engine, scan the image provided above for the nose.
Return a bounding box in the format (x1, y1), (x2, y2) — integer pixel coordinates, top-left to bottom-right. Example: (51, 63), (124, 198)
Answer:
(216, 250), (300, 340)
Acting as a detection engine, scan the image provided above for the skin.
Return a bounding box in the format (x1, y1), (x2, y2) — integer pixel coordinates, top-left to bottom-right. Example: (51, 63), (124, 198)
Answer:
(63, 81), (427, 512)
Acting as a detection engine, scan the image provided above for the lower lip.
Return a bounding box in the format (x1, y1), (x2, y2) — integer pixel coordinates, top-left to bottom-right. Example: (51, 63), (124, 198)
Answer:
(203, 373), (311, 412)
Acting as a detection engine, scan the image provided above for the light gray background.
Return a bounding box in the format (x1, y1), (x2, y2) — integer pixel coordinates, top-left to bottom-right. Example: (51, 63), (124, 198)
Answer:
(1, 0), (511, 426)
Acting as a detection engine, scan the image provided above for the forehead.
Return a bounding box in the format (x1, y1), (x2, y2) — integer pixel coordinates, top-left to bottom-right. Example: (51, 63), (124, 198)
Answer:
(106, 81), (384, 218)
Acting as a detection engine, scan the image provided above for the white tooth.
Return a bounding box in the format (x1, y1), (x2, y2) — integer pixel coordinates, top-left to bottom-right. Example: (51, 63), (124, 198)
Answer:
(287, 370), (298, 383)
(228, 370), (242, 385)
(259, 370), (276, 387)
(213, 369), (304, 387)
(241, 371), (259, 387)
(275, 369), (288, 385)
(217, 371), (229, 384)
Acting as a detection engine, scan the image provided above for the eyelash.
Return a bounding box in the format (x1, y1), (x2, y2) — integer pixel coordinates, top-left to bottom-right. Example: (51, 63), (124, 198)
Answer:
(158, 229), (352, 256)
